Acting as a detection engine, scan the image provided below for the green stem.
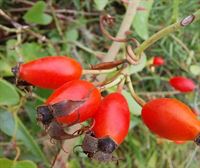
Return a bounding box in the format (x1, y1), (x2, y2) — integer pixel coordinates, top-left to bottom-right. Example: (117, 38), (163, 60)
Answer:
(49, 0), (63, 37)
(0, 24), (17, 32)
(83, 68), (117, 75)
(171, 0), (180, 22)
(169, 34), (191, 55)
(98, 74), (124, 91)
(134, 9), (200, 56)
(126, 76), (146, 106)
(138, 91), (181, 96)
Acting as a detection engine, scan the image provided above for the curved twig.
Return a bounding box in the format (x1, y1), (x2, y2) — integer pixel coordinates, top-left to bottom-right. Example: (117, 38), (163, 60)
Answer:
(100, 14), (137, 43)
(126, 76), (146, 107)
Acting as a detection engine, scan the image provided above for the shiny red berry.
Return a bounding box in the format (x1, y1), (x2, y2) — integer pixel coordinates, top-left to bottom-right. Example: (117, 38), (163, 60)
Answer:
(169, 76), (196, 92)
(92, 92), (130, 145)
(153, 56), (165, 66)
(37, 80), (101, 130)
(12, 56), (82, 89)
(142, 98), (200, 144)
(82, 93), (130, 162)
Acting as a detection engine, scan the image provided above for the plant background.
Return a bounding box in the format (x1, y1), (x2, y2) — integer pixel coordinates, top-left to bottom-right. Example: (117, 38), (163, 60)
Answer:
(0, 0), (200, 168)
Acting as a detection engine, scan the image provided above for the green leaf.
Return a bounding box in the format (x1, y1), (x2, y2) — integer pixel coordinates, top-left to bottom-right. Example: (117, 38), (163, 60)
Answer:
(94, 0), (108, 10)
(132, 0), (154, 40)
(0, 79), (19, 105)
(23, 1), (52, 25)
(15, 160), (37, 168)
(0, 158), (37, 168)
(0, 59), (12, 76)
(190, 64), (200, 76)
(6, 39), (18, 62)
(147, 152), (157, 168)
(65, 29), (79, 41)
(20, 42), (48, 61)
(128, 54), (147, 74)
(122, 90), (142, 116)
(0, 158), (12, 168)
(0, 111), (48, 165)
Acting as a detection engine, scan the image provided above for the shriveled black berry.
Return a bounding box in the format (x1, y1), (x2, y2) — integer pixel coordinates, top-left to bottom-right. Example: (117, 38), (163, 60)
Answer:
(37, 105), (54, 125)
(98, 137), (117, 153)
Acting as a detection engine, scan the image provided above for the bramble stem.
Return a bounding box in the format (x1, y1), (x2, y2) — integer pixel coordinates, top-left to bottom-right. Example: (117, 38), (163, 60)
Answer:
(134, 9), (200, 56)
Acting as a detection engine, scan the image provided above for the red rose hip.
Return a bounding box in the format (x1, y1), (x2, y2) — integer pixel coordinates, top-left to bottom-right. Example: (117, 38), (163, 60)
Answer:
(12, 56), (82, 89)
(142, 98), (200, 144)
(38, 80), (101, 124)
(153, 56), (165, 66)
(82, 93), (130, 162)
(169, 76), (196, 92)
(92, 93), (130, 145)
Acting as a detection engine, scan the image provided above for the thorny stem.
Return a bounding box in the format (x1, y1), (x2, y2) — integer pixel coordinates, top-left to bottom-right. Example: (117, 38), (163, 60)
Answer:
(134, 9), (200, 56)
(126, 76), (146, 107)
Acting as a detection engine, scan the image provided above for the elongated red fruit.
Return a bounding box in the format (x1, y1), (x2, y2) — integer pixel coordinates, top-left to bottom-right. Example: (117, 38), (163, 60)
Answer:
(92, 93), (130, 145)
(142, 98), (200, 144)
(13, 56), (82, 89)
(169, 76), (196, 92)
(82, 93), (130, 162)
(37, 80), (101, 125)
(153, 56), (165, 66)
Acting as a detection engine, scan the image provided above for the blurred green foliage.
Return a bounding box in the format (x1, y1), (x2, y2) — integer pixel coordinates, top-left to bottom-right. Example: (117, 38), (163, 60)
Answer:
(0, 0), (199, 168)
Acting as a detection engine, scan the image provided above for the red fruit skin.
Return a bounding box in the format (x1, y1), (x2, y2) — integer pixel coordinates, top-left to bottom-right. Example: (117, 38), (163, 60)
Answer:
(19, 56), (82, 89)
(142, 98), (200, 141)
(173, 140), (186, 145)
(46, 80), (101, 124)
(169, 76), (196, 92)
(92, 93), (130, 145)
(153, 56), (165, 66)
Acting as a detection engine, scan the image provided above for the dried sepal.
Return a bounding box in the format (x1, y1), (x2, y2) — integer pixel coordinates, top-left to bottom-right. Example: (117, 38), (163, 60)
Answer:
(82, 132), (118, 162)
(47, 121), (80, 140)
(37, 99), (86, 126)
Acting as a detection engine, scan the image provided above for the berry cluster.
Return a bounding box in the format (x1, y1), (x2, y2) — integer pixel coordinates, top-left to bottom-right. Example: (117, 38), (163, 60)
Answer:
(12, 56), (200, 162)
(12, 56), (131, 161)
